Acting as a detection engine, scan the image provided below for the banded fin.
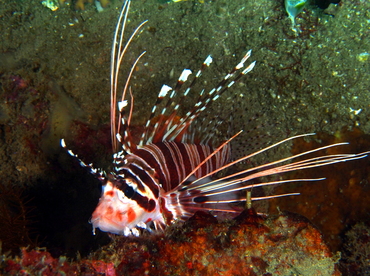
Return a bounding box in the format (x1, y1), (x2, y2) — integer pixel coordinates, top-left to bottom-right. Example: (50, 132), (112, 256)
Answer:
(110, 0), (148, 153)
(162, 134), (369, 221)
(157, 52), (255, 145)
(109, 0), (256, 153)
(117, 51), (255, 152)
(60, 139), (106, 182)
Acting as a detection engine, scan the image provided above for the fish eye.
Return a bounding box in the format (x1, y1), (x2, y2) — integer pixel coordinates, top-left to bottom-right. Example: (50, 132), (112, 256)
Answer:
(116, 178), (137, 199)
(124, 185), (135, 198)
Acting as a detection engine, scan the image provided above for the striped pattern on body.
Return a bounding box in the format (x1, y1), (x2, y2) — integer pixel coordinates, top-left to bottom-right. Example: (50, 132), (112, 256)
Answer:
(114, 141), (230, 200)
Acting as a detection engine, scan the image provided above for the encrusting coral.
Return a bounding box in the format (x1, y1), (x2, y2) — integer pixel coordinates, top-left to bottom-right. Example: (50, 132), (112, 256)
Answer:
(1, 210), (341, 275)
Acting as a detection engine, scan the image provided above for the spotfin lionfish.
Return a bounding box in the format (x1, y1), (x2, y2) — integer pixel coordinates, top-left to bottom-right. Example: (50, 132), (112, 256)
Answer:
(62, 0), (367, 236)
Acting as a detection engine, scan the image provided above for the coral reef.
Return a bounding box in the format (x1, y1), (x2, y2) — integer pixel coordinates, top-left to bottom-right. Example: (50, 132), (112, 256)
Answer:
(1, 210), (340, 275)
(1, 248), (116, 275)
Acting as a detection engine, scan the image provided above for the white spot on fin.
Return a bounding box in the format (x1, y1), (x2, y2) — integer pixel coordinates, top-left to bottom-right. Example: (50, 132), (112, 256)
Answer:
(242, 61), (256, 74)
(159, 85), (172, 98)
(61, 139), (66, 148)
(179, 69), (192, 82)
(118, 100), (128, 112)
(204, 55), (213, 66)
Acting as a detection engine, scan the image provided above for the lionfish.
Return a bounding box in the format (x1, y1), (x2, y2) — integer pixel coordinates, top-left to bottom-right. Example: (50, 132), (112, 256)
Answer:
(62, 0), (367, 236)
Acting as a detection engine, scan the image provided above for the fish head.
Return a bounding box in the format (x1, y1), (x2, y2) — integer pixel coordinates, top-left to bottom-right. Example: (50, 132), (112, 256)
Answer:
(90, 175), (162, 235)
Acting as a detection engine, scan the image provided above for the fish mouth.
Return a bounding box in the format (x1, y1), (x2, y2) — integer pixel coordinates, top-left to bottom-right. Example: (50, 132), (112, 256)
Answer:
(90, 212), (127, 235)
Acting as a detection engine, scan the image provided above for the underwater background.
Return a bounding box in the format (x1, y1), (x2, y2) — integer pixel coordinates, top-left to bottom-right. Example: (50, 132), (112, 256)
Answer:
(0, 0), (369, 274)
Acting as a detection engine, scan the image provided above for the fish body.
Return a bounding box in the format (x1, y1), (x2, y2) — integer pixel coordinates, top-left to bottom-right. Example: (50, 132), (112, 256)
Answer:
(62, 0), (367, 236)
(91, 140), (230, 234)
